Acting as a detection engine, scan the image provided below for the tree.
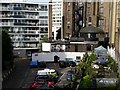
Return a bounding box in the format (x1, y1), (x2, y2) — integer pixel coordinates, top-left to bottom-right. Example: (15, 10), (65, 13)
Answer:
(40, 34), (48, 43)
(2, 30), (13, 70)
(79, 75), (93, 90)
(108, 55), (117, 72)
(88, 52), (96, 66)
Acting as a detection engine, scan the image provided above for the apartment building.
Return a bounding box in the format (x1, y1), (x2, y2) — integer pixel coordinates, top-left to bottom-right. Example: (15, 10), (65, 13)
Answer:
(82, 1), (120, 73)
(49, 0), (79, 40)
(49, 0), (63, 40)
(115, 1), (120, 75)
(0, 1), (49, 49)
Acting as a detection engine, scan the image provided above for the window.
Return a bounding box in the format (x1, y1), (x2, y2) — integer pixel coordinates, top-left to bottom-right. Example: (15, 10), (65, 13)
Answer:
(76, 56), (81, 60)
(45, 6), (47, 9)
(15, 19), (17, 23)
(99, 7), (104, 14)
(14, 12), (17, 15)
(41, 35), (44, 38)
(45, 28), (48, 32)
(14, 4), (16, 7)
(68, 2), (70, 6)
(100, 0), (104, 5)
(18, 4), (20, 7)
(87, 45), (91, 51)
(87, 7), (90, 15)
(99, 19), (104, 26)
(89, 17), (92, 22)
(88, 33), (91, 38)
(41, 28), (44, 31)
(118, 19), (120, 22)
(67, 25), (70, 29)
(18, 12), (20, 15)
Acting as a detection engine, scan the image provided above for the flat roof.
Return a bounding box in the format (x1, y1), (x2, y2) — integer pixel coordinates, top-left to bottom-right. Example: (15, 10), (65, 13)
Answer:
(80, 26), (104, 33)
(0, 1), (49, 4)
(70, 41), (98, 44)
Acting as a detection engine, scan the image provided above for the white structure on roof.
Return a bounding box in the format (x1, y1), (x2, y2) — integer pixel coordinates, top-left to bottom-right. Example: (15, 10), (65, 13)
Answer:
(94, 45), (107, 55)
(107, 46), (115, 60)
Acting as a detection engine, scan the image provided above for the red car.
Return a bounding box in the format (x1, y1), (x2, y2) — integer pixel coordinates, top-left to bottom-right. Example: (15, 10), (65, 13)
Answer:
(29, 81), (45, 90)
(47, 81), (55, 87)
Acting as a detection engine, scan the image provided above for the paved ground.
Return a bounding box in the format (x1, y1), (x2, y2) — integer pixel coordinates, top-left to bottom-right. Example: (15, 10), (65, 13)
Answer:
(21, 63), (71, 88)
(56, 67), (71, 87)
(2, 58), (30, 88)
(2, 58), (72, 89)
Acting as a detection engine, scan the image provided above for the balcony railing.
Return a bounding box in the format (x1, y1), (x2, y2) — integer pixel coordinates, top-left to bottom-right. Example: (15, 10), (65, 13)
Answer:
(25, 15), (39, 19)
(1, 22), (13, 26)
(14, 22), (26, 25)
(39, 16), (48, 18)
(2, 7), (11, 11)
(12, 15), (26, 18)
(2, 15), (11, 18)
(24, 7), (48, 11)
(40, 31), (48, 33)
(13, 7), (22, 10)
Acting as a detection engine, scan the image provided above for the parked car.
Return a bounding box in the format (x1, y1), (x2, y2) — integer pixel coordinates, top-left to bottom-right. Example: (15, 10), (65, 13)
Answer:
(66, 70), (74, 81)
(59, 61), (67, 68)
(37, 69), (57, 77)
(34, 75), (50, 82)
(48, 81), (55, 87)
(29, 60), (38, 68)
(29, 81), (45, 90)
(38, 61), (46, 68)
(68, 61), (76, 67)
(33, 75), (56, 88)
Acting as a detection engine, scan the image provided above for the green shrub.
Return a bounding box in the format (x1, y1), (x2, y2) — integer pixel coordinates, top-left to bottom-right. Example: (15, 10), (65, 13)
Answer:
(79, 75), (93, 89)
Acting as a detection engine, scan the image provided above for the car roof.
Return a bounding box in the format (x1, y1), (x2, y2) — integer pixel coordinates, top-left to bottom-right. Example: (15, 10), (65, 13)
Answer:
(67, 70), (74, 73)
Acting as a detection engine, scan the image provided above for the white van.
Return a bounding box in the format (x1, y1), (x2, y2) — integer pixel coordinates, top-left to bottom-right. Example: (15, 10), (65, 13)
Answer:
(37, 69), (56, 76)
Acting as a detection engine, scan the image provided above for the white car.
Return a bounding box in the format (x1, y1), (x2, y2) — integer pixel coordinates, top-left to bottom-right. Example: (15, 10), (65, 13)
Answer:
(37, 69), (57, 76)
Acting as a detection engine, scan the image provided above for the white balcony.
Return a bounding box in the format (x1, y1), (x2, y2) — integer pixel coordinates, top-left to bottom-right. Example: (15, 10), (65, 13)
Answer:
(1, 22), (13, 26)
(2, 7), (10, 11)
(26, 15), (39, 19)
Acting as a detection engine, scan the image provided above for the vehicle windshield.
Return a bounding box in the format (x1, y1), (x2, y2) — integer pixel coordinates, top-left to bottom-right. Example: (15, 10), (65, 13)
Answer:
(67, 70), (74, 74)
(65, 58), (73, 61)
(51, 72), (56, 74)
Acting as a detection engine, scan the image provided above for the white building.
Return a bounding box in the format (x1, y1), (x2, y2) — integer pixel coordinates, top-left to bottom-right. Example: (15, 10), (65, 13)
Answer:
(0, 0), (49, 49)
(50, 0), (63, 40)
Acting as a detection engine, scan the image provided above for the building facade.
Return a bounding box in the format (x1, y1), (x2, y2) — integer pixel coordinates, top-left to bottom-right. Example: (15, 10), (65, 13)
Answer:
(0, 1), (49, 49)
(84, 1), (120, 46)
(49, 0), (63, 40)
(82, 1), (120, 75)
(49, 0), (78, 40)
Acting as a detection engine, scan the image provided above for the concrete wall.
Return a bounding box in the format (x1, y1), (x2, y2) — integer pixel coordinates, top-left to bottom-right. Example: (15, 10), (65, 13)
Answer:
(32, 52), (85, 62)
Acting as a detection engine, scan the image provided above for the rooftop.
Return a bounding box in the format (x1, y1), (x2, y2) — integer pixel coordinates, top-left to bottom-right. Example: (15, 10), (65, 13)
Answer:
(80, 26), (104, 33)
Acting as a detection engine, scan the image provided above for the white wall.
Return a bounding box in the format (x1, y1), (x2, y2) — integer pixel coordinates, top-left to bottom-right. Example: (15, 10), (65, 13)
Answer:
(32, 52), (85, 62)
(42, 43), (51, 52)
